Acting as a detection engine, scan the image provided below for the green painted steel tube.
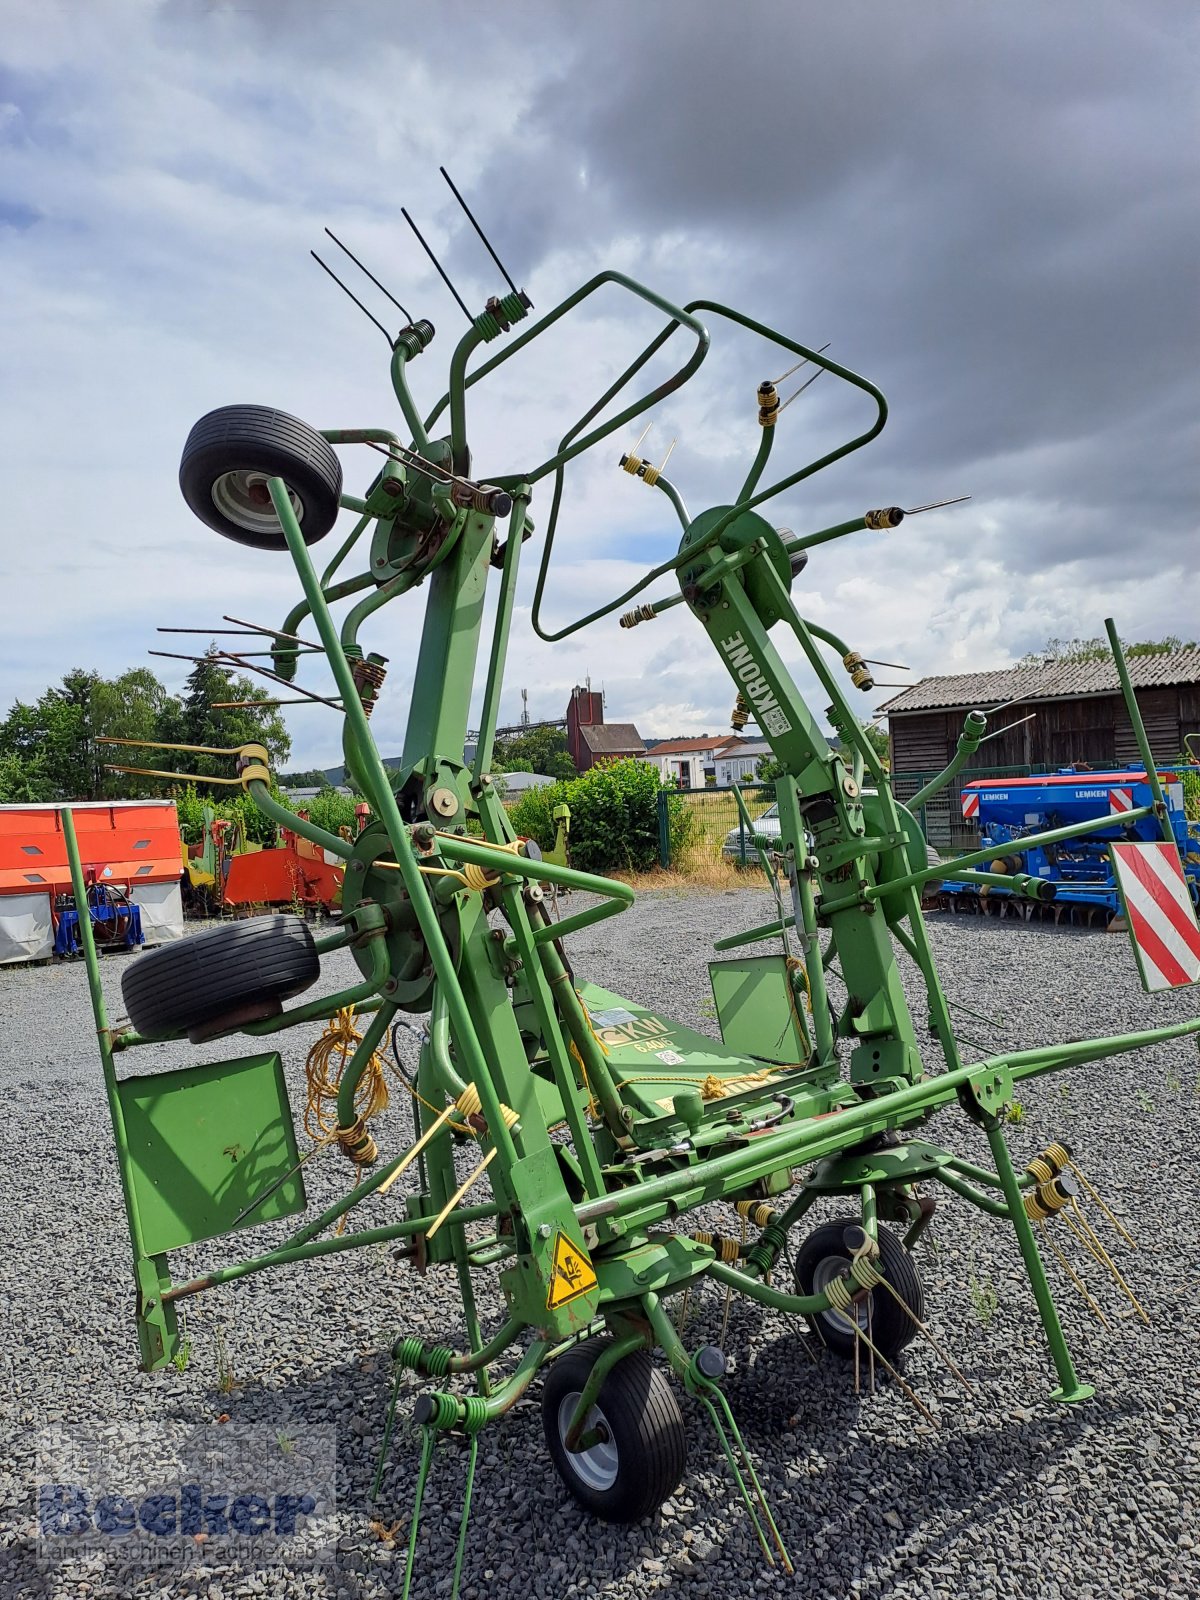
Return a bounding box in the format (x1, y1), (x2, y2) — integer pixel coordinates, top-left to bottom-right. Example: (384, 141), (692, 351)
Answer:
(389, 347), (432, 452)
(538, 938), (632, 1136)
(564, 1330), (648, 1447)
(793, 861), (835, 1066)
(945, 869), (1056, 900)
(823, 805), (1156, 912)
(319, 512), (371, 587)
(418, 1339), (552, 1431)
(447, 325), (486, 471)
(737, 425), (775, 504)
(445, 1317), (524, 1375)
(273, 571), (376, 679)
(782, 516), (870, 555)
(933, 1168), (1011, 1217)
(712, 915), (797, 951)
(335, 1002), (398, 1129)
(162, 1201), (502, 1302)
(651, 472), (690, 531)
(247, 778), (353, 859)
(706, 1260), (839, 1316)
(422, 988), (466, 1101)
(907, 710), (989, 810)
(267, 477), (521, 1174)
(472, 493), (530, 781)
(677, 302), (887, 550)
(574, 1008), (1200, 1231)
(62, 810), (148, 1263)
(432, 832), (635, 910)
(985, 1121), (1091, 1400)
(339, 566), (422, 656)
(1105, 618), (1169, 822)
(426, 271), (709, 483)
(803, 618), (855, 660)
(242, 934), (390, 1038)
(944, 1153), (1032, 1190)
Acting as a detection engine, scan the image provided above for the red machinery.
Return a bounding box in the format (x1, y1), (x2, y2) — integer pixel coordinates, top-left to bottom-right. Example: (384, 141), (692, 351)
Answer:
(221, 817), (345, 914)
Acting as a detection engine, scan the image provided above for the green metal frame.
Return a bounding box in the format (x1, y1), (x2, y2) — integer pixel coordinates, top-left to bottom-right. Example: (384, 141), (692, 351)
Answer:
(71, 258), (1200, 1579)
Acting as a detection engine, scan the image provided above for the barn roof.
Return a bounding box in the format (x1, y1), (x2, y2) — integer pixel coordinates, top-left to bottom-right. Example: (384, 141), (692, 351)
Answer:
(578, 722), (646, 755)
(880, 650), (1200, 715)
(647, 735), (742, 756)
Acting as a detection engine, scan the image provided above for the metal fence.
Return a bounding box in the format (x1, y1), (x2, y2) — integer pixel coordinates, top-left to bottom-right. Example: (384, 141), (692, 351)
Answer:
(656, 784), (775, 868)
(656, 766), (1050, 867)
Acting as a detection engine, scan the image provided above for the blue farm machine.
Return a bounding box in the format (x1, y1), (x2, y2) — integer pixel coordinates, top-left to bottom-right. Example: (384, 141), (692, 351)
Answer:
(940, 767), (1200, 928)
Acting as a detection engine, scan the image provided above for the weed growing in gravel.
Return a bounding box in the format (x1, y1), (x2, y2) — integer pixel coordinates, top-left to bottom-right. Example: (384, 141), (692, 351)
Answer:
(1166, 1068), (1182, 1096)
(171, 1339), (192, 1374)
(214, 1326), (237, 1395)
(1005, 1100), (1026, 1125)
(1135, 1088), (1155, 1115)
(277, 1430), (295, 1456)
(970, 1273), (998, 1327)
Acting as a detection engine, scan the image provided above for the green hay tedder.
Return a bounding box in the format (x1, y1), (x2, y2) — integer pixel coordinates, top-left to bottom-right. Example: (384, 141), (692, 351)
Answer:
(69, 181), (1200, 1587)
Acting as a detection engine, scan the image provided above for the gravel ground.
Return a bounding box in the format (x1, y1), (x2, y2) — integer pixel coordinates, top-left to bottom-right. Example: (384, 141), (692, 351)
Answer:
(1, 888), (1198, 1600)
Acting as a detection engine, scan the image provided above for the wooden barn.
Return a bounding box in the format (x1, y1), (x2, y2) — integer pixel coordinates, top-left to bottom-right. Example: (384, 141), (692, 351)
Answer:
(883, 651), (1200, 773)
(881, 650), (1200, 848)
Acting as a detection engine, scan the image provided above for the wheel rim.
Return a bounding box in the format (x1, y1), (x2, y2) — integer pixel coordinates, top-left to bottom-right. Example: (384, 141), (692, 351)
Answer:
(557, 1393), (618, 1491)
(211, 470), (304, 533)
(812, 1253), (870, 1333)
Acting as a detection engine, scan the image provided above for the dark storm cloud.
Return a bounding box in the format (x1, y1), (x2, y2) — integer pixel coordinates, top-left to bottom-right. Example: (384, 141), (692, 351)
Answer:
(474, 1), (1197, 588)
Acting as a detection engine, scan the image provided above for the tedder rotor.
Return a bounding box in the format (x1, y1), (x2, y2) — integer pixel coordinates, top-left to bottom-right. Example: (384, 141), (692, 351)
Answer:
(68, 183), (1200, 1589)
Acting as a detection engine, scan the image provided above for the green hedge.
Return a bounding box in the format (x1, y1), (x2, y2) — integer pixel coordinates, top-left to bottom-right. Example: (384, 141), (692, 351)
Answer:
(507, 758), (692, 874)
(174, 782), (365, 847)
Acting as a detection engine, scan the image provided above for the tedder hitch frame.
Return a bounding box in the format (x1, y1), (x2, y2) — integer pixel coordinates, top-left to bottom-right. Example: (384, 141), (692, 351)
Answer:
(73, 203), (1200, 1586)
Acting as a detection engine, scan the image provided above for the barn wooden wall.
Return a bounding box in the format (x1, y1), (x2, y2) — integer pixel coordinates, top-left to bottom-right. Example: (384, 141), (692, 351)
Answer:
(891, 685), (1199, 773)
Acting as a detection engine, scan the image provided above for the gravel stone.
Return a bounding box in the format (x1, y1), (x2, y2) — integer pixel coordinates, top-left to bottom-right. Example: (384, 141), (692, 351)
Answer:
(1, 891), (1198, 1598)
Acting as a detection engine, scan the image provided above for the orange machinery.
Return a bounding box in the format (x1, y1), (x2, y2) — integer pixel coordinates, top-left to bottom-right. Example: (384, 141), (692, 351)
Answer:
(221, 816), (345, 913)
(0, 800), (184, 962)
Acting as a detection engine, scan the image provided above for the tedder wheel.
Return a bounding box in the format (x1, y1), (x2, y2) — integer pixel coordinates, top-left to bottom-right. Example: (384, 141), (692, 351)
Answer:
(179, 404), (343, 549)
(121, 914), (319, 1043)
(541, 1340), (687, 1521)
(794, 1219), (924, 1363)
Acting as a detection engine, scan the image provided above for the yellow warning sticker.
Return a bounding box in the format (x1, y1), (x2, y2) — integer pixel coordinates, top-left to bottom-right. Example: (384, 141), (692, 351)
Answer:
(547, 1232), (598, 1309)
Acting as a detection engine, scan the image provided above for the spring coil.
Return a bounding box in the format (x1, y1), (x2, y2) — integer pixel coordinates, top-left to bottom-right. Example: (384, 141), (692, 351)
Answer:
(692, 1230), (743, 1263)
(619, 604), (657, 630)
(455, 1082), (520, 1134)
(393, 319), (436, 359)
(735, 1200), (778, 1229)
(335, 1119), (378, 1166)
(731, 692), (750, 730)
(864, 506), (905, 530)
(351, 655), (388, 718)
(1024, 1176), (1075, 1221)
(757, 381), (780, 427)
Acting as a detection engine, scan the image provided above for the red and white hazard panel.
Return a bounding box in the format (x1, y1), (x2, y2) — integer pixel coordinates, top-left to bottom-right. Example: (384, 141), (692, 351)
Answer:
(1110, 841), (1200, 992)
(961, 791), (980, 821)
(1108, 786), (1135, 815)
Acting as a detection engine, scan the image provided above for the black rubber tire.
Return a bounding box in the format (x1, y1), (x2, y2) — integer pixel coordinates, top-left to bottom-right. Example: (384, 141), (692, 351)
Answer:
(121, 914), (319, 1043)
(541, 1341), (687, 1521)
(179, 405), (343, 549)
(794, 1219), (924, 1362)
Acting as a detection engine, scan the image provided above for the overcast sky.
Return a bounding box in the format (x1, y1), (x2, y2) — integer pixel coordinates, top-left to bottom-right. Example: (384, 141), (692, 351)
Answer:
(2, 1), (1196, 771)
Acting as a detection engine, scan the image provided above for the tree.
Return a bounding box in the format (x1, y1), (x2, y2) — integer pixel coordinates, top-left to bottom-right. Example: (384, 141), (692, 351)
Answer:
(1018, 635), (1196, 667)
(0, 653), (290, 803)
(177, 649), (291, 777)
(493, 723), (576, 782)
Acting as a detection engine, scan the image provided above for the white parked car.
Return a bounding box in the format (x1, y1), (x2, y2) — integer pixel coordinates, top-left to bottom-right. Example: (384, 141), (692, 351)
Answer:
(722, 802), (782, 862)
